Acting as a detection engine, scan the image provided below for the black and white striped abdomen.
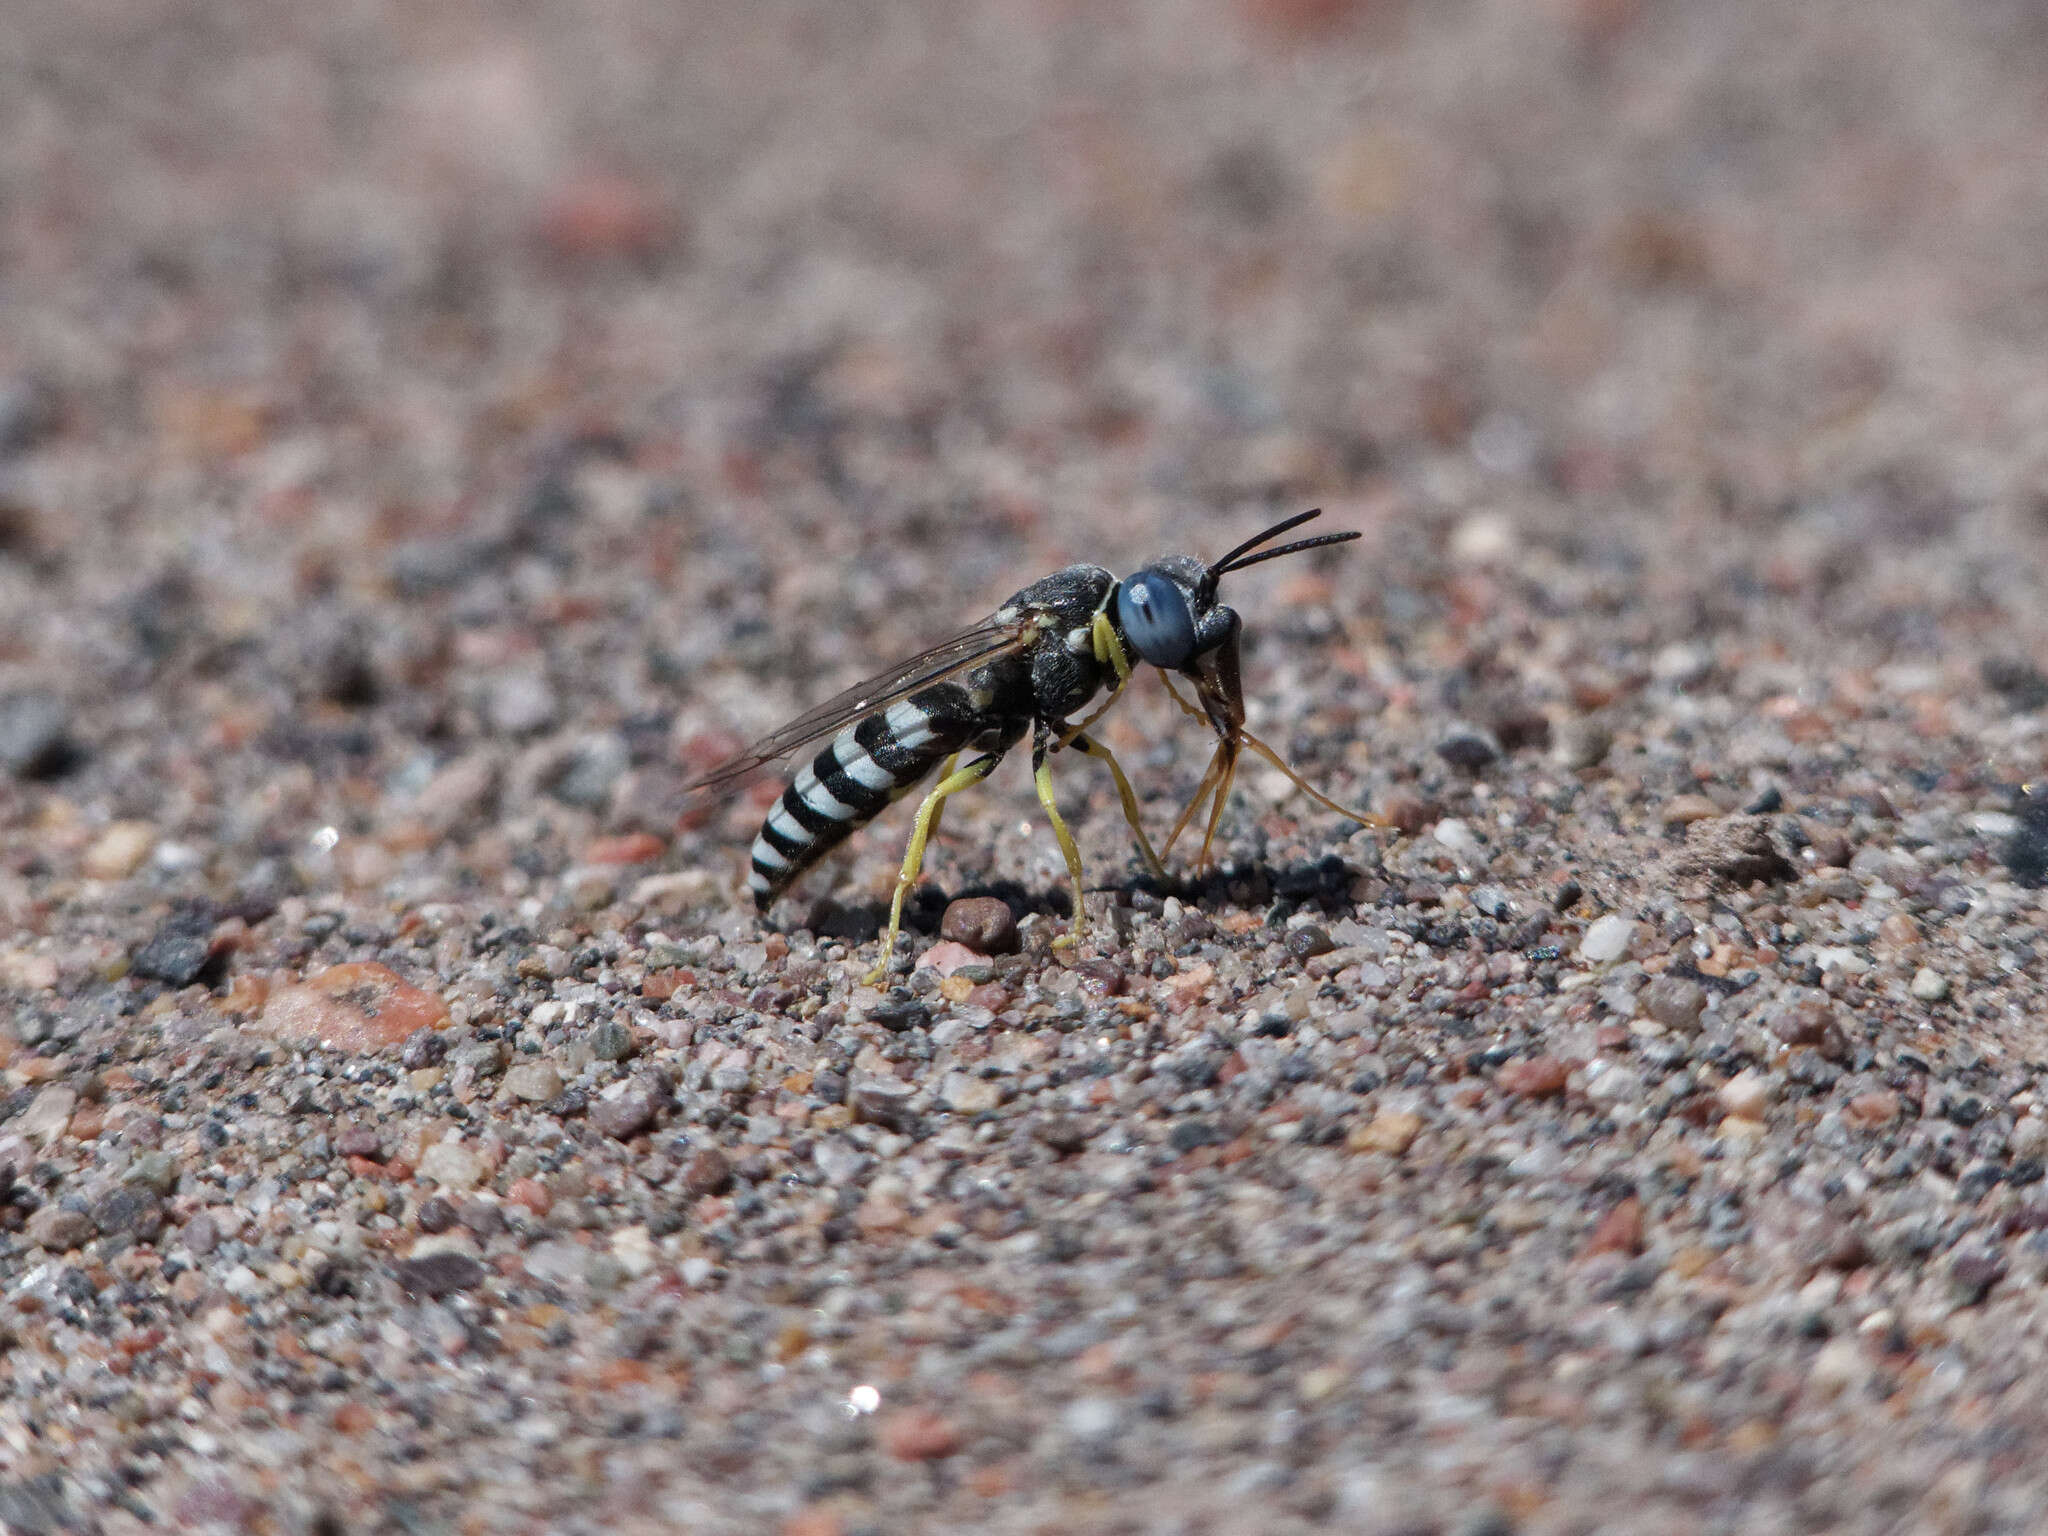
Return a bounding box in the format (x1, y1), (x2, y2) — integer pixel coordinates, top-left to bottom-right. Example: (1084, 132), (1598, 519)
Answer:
(748, 698), (968, 908)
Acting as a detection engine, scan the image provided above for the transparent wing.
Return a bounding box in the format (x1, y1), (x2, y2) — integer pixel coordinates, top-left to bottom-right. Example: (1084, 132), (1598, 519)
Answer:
(684, 616), (1034, 799)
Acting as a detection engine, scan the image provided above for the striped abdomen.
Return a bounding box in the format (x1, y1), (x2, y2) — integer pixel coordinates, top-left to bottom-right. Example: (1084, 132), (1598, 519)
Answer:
(748, 697), (971, 909)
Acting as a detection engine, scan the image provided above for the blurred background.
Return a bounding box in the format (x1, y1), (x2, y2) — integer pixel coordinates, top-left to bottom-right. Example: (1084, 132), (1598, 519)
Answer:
(6, 0), (2045, 681)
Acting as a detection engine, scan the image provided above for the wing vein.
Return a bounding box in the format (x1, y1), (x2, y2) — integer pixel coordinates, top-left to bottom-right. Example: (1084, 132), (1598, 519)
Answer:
(684, 616), (1033, 800)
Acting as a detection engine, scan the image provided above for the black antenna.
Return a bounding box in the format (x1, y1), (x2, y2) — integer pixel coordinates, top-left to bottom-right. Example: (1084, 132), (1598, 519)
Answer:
(1209, 509), (1360, 581)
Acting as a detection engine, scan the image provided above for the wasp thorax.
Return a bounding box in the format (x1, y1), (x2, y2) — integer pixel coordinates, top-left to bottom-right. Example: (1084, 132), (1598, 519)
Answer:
(1115, 567), (1199, 668)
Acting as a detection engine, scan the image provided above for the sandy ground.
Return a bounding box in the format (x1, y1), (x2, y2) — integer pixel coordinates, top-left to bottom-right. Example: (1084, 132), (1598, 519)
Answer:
(6, 1), (2048, 1531)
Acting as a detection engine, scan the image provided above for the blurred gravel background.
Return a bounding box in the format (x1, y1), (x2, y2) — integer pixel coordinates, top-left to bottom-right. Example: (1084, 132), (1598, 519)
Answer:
(6, 1), (2048, 1532)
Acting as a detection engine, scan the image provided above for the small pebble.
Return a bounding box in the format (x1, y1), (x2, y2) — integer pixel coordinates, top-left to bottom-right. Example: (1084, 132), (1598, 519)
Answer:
(1435, 724), (1501, 772)
(1719, 1069), (1775, 1121)
(941, 1074), (1002, 1114)
(418, 1139), (487, 1191)
(82, 821), (157, 880)
(850, 1076), (916, 1129)
(1578, 915), (1637, 965)
(591, 1075), (670, 1141)
(939, 897), (1019, 955)
(1910, 967), (1950, 1002)
(1497, 1057), (1571, 1098)
(681, 1149), (732, 1198)
(0, 691), (79, 780)
(26, 1205), (96, 1253)
(504, 1062), (565, 1102)
(131, 907), (220, 987)
(1348, 1110), (1423, 1156)
(880, 1409), (963, 1461)
(591, 1019), (636, 1061)
(391, 1251), (485, 1299)
(1644, 976), (1707, 1032)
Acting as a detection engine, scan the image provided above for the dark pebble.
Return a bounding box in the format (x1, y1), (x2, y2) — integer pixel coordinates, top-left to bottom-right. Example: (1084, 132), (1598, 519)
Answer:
(92, 1187), (164, 1243)
(850, 1076), (916, 1130)
(1983, 656), (2048, 711)
(1284, 924), (1335, 960)
(1072, 960), (1125, 996)
(392, 1251), (486, 1299)
(1435, 724), (1502, 772)
(811, 1069), (848, 1105)
(459, 1199), (506, 1238)
(0, 691), (82, 780)
(1035, 1117), (1090, 1156)
(131, 906), (222, 987)
(401, 1030), (449, 1070)
(336, 1125), (385, 1161)
(1169, 1120), (1225, 1152)
(591, 1074), (670, 1141)
(681, 1148), (733, 1198)
(868, 993), (930, 1032)
(1744, 784), (1784, 815)
(1948, 1250), (2005, 1307)
(414, 1196), (458, 1234)
(939, 896), (1021, 955)
(2003, 784), (2048, 888)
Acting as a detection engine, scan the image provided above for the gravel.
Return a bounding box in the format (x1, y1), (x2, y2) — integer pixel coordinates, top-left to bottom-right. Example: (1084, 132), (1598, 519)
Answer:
(4, 3), (2047, 1532)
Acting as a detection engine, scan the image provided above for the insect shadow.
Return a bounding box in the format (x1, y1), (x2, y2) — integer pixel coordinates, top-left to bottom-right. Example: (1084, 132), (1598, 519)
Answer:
(799, 851), (1363, 947)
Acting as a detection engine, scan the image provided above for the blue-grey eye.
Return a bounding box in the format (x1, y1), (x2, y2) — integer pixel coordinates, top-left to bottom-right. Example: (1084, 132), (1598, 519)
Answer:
(1115, 572), (1197, 668)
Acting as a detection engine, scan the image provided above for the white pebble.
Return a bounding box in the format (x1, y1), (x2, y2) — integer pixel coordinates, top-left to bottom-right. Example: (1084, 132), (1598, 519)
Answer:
(1579, 915), (1637, 965)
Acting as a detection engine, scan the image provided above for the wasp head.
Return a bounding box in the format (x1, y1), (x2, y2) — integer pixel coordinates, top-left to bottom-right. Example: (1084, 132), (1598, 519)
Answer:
(1112, 509), (1358, 741)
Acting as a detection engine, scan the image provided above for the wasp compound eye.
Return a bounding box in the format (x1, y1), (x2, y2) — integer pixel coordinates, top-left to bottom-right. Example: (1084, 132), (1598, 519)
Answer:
(1115, 571), (1197, 669)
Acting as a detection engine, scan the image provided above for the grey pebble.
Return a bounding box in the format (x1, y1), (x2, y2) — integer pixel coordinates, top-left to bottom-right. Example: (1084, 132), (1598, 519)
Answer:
(0, 691), (79, 780)
(393, 1251), (486, 1298)
(131, 907), (218, 987)
(590, 1019), (636, 1061)
(1435, 724), (1501, 771)
(484, 667), (560, 737)
(850, 1076), (916, 1129)
(92, 1186), (164, 1242)
(1645, 976), (1707, 1033)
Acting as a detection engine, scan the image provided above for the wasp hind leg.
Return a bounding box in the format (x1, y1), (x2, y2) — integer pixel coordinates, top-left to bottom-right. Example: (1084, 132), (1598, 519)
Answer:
(863, 751), (1001, 987)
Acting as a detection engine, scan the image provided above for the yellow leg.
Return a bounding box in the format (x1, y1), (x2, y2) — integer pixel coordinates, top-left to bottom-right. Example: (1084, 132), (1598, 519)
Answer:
(1056, 611), (1137, 752)
(862, 753), (1000, 985)
(1196, 739), (1239, 874)
(1032, 754), (1089, 951)
(921, 751), (962, 844)
(1069, 732), (1166, 880)
(1237, 728), (1393, 829)
(1163, 739), (1231, 861)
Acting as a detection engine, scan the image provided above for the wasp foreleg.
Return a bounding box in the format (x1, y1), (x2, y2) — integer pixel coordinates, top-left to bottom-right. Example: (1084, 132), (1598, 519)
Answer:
(1162, 738), (1231, 863)
(864, 750), (1003, 986)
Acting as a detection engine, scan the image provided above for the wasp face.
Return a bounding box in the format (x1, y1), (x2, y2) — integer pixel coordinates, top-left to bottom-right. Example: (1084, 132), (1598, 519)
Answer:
(1113, 554), (1245, 736)
(1113, 556), (1233, 670)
